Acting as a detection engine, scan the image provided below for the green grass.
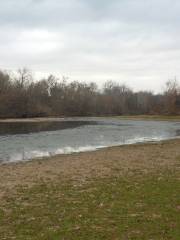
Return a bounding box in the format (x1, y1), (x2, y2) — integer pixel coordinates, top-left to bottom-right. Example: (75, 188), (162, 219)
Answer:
(0, 169), (180, 240)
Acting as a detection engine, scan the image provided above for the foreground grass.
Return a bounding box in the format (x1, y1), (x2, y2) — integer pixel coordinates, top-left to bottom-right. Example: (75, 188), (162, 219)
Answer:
(0, 168), (179, 240)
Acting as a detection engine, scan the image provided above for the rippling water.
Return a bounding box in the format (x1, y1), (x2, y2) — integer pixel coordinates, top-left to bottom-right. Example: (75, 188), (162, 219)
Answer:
(0, 118), (179, 163)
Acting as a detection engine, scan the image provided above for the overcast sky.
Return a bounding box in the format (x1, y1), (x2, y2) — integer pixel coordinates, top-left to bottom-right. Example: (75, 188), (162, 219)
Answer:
(0, 0), (180, 92)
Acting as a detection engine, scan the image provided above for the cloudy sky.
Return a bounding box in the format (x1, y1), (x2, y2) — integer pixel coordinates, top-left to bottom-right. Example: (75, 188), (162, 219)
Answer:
(0, 0), (180, 92)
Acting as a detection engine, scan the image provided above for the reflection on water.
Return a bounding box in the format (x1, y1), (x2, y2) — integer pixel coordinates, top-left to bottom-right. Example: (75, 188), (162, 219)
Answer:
(0, 121), (97, 135)
(176, 129), (180, 136)
(0, 118), (179, 163)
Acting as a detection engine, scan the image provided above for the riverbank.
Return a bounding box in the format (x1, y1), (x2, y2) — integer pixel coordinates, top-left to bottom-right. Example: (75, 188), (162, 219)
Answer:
(0, 115), (180, 123)
(0, 117), (65, 123)
(0, 139), (180, 239)
(115, 115), (180, 121)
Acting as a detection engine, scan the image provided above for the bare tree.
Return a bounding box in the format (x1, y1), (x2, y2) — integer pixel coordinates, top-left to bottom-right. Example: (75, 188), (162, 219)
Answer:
(164, 78), (180, 114)
(16, 68), (33, 88)
(0, 68), (179, 118)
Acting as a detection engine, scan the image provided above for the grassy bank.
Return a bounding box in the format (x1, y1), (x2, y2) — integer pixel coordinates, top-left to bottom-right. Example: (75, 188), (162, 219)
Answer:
(0, 168), (180, 239)
(0, 140), (180, 239)
(0, 114), (180, 123)
(114, 115), (180, 121)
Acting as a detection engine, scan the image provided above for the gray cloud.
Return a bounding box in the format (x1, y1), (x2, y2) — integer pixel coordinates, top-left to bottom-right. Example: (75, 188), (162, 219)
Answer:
(1, 0), (180, 28)
(0, 0), (180, 92)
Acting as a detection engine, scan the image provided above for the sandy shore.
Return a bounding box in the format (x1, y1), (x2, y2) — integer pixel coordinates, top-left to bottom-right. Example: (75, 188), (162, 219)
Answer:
(0, 115), (180, 122)
(0, 117), (66, 123)
(0, 139), (180, 200)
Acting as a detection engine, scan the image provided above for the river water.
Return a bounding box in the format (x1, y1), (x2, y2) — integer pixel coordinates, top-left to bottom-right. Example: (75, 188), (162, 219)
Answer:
(0, 118), (179, 163)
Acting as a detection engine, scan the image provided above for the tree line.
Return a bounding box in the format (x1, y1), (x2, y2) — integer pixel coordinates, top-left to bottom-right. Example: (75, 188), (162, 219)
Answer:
(0, 68), (180, 118)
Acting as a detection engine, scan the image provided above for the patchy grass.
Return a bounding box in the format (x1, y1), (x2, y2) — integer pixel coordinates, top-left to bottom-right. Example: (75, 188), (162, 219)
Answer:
(0, 115), (180, 123)
(114, 115), (180, 121)
(0, 168), (179, 240)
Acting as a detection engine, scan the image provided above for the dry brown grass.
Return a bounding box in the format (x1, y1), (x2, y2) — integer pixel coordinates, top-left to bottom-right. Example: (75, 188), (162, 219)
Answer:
(0, 139), (180, 200)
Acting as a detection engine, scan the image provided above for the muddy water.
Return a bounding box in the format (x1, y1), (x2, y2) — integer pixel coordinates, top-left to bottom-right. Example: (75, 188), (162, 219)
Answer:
(0, 118), (179, 163)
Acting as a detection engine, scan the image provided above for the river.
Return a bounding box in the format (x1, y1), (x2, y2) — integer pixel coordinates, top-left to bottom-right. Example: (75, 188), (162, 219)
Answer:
(0, 117), (179, 163)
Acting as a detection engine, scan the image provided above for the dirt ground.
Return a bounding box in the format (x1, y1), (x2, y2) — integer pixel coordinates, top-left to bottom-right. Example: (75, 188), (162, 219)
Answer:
(0, 117), (65, 123)
(0, 139), (180, 201)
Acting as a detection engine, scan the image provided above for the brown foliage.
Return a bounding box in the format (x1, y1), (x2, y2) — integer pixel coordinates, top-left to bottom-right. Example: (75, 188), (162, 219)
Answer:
(0, 69), (179, 118)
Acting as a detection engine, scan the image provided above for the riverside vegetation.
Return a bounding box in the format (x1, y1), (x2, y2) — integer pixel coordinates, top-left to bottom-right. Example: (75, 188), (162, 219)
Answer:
(0, 68), (180, 118)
